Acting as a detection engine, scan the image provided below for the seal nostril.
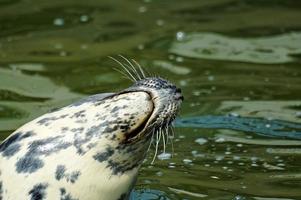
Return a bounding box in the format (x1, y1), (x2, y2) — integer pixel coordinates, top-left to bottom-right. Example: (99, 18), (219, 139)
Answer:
(176, 88), (182, 93)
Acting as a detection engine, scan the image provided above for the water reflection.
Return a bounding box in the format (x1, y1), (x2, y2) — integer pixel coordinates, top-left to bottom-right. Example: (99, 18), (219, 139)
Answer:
(170, 32), (301, 64)
(176, 115), (301, 139)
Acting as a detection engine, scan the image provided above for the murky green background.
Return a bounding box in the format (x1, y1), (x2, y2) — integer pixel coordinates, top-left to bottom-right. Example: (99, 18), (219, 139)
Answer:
(1, 0), (301, 199)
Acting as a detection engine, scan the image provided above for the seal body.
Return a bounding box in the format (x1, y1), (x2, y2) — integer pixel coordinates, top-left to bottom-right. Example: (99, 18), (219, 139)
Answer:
(0, 77), (183, 200)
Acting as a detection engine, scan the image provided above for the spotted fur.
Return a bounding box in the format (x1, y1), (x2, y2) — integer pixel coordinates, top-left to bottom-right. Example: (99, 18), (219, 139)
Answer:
(0, 77), (183, 200)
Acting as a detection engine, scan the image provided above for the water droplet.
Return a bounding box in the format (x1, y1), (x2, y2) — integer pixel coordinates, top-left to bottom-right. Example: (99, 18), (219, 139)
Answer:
(229, 112), (240, 117)
(277, 163), (286, 167)
(233, 195), (246, 200)
(158, 152), (172, 160)
(215, 137), (225, 143)
(80, 15), (89, 22)
(236, 143), (243, 147)
(233, 156), (241, 160)
(156, 171), (163, 176)
(183, 159), (192, 164)
(191, 150), (198, 155)
(251, 163), (258, 167)
(227, 161), (234, 164)
(208, 75), (215, 81)
(176, 31), (186, 41)
(53, 18), (64, 26)
(215, 155), (224, 161)
(195, 138), (208, 145)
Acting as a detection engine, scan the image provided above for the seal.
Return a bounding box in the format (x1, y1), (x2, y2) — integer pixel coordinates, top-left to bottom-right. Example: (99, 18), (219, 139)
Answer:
(0, 59), (183, 200)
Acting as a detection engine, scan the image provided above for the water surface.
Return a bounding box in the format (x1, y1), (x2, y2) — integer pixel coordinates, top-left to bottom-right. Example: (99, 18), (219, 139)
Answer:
(1, 0), (301, 199)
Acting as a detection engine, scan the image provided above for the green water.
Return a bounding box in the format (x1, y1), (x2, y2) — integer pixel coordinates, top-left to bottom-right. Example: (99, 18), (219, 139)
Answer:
(1, 0), (301, 199)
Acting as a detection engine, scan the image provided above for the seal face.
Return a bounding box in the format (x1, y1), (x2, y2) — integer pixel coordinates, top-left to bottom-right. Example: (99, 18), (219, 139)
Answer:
(0, 76), (183, 200)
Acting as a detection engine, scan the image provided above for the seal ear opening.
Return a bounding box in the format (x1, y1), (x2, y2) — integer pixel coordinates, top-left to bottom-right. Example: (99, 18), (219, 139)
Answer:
(124, 117), (149, 143)
(124, 105), (155, 144)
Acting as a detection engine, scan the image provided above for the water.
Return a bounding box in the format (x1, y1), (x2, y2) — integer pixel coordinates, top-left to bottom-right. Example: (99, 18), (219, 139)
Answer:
(1, 0), (301, 199)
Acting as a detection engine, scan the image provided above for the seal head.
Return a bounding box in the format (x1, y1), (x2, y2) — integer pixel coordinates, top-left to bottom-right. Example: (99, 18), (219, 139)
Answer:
(121, 77), (183, 142)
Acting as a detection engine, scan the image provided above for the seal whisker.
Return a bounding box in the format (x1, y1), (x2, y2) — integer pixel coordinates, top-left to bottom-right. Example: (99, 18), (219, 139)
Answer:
(147, 132), (154, 153)
(113, 67), (134, 82)
(162, 128), (166, 153)
(118, 55), (142, 80)
(131, 59), (146, 79)
(109, 56), (137, 82)
(151, 129), (160, 164)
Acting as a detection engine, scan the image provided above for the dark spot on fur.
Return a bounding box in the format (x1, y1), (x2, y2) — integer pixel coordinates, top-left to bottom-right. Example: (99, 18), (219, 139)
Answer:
(16, 136), (71, 174)
(110, 134), (117, 140)
(37, 117), (58, 126)
(61, 127), (69, 133)
(0, 131), (34, 157)
(120, 124), (130, 132)
(111, 106), (121, 113)
(86, 123), (107, 137)
(104, 125), (118, 133)
(70, 128), (84, 134)
(68, 171), (81, 183)
(106, 159), (140, 175)
(55, 165), (81, 184)
(93, 147), (114, 163)
(55, 165), (66, 180)
(1, 143), (20, 157)
(60, 114), (69, 118)
(0, 181), (3, 200)
(60, 188), (78, 200)
(28, 183), (48, 200)
(60, 188), (66, 195)
(16, 157), (44, 173)
(71, 110), (86, 118)
(28, 136), (72, 156)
